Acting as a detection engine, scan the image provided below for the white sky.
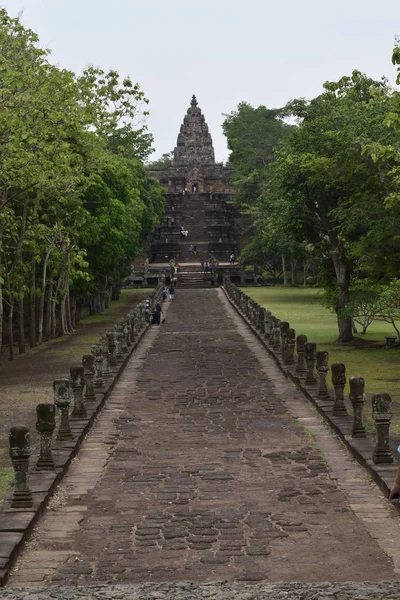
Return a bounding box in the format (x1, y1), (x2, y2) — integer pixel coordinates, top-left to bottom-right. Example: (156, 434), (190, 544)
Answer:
(5, 0), (400, 162)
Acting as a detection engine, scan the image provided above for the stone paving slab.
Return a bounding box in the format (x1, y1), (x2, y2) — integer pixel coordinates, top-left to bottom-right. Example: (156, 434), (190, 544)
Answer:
(7, 289), (400, 587)
(223, 287), (400, 502)
(0, 315), (152, 586)
(2, 581), (400, 600)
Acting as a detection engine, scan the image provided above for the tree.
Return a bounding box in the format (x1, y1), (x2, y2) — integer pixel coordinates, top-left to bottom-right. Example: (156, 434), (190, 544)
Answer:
(0, 9), (164, 357)
(346, 280), (385, 334)
(147, 152), (174, 169)
(263, 71), (397, 341)
(222, 103), (293, 210)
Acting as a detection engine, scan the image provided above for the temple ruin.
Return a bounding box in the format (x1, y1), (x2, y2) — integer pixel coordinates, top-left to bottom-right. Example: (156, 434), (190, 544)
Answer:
(148, 96), (238, 282)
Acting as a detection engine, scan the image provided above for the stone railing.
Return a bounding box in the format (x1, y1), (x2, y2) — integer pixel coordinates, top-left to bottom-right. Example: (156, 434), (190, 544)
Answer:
(1, 283), (164, 585)
(223, 280), (398, 495)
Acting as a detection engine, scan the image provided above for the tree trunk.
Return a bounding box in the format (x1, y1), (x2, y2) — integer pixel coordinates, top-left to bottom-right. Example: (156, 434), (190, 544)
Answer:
(282, 256), (288, 285)
(30, 257), (36, 347)
(38, 246), (52, 345)
(332, 253), (353, 342)
(60, 294), (67, 335)
(18, 287), (25, 355)
(45, 281), (53, 340)
(9, 294), (14, 361)
(100, 292), (105, 312)
(104, 288), (111, 309)
(70, 293), (77, 329)
(290, 260), (297, 285)
(66, 292), (73, 333)
(303, 262), (308, 287)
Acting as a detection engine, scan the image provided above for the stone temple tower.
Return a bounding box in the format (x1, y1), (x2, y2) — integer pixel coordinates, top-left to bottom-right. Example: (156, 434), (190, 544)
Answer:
(148, 95), (232, 194)
(174, 95), (215, 166)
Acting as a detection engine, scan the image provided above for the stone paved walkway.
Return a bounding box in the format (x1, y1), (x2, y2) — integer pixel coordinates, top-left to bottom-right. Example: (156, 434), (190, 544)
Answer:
(7, 289), (400, 588)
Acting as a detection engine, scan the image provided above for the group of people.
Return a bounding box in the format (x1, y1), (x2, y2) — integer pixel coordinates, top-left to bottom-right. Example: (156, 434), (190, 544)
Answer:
(180, 228), (189, 239)
(200, 260), (213, 273)
(147, 283), (177, 326)
(182, 183), (198, 196)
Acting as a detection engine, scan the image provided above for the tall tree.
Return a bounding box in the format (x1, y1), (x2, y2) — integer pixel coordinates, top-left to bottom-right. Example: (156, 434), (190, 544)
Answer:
(264, 71), (397, 341)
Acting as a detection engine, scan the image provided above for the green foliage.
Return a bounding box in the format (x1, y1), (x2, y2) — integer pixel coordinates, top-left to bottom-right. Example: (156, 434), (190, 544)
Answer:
(0, 9), (164, 351)
(147, 151), (175, 169)
(346, 280), (386, 334)
(222, 103), (293, 209)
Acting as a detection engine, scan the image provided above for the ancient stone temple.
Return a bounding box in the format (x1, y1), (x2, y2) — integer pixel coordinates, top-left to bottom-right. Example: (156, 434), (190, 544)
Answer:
(148, 95), (233, 194)
(148, 96), (238, 283)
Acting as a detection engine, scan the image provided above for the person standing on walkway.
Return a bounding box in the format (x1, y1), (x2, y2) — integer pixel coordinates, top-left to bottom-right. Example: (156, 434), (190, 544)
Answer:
(169, 285), (175, 300)
(152, 302), (164, 325)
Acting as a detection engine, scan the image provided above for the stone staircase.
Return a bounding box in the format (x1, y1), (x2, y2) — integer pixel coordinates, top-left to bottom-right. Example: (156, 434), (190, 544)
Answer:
(150, 192), (238, 265)
(177, 264), (216, 288)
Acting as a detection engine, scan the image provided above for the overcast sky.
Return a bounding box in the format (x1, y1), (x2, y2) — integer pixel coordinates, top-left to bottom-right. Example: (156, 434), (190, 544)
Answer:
(5, 0), (400, 162)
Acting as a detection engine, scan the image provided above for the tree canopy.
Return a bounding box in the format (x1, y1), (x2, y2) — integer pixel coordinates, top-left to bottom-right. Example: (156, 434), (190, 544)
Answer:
(224, 69), (400, 342)
(0, 9), (164, 357)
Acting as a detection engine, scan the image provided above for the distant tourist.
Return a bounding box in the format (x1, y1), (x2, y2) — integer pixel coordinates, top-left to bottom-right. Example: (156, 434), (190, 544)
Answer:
(193, 245), (197, 256)
(209, 185), (214, 199)
(230, 253), (236, 265)
(200, 260), (204, 272)
(169, 285), (175, 300)
(144, 299), (150, 322)
(152, 302), (164, 325)
(162, 288), (168, 302)
(189, 244), (194, 255)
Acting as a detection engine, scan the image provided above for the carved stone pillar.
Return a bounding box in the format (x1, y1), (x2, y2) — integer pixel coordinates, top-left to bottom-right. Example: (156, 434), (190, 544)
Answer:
(101, 337), (112, 377)
(54, 379), (73, 441)
(264, 310), (272, 342)
(117, 324), (128, 353)
(82, 354), (96, 401)
(268, 316), (276, 347)
(70, 365), (86, 419)
(316, 351), (330, 398)
(331, 362), (348, 416)
(280, 321), (290, 362)
(304, 342), (317, 385)
(372, 392), (394, 463)
(123, 320), (132, 348)
(128, 314), (135, 344)
(114, 331), (124, 362)
(9, 425), (33, 508)
(295, 334), (308, 376)
(91, 344), (105, 388)
(35, 404), (56, 470)
(272, 318), (281, 351)
(106, 331), (117, 367)
(349, 376), (367, 438)
(284, 328), (296, 366)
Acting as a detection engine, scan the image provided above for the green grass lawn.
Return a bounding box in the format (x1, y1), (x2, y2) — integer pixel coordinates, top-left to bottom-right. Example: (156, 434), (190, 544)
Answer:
(244, 287), (400, 435)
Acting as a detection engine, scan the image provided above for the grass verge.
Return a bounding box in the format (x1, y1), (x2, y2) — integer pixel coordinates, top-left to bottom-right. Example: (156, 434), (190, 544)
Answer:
(244, 287), (400, 435)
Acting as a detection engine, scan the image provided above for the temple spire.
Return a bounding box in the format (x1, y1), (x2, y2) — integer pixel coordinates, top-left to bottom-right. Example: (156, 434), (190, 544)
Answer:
(173, 95), (215, 165)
